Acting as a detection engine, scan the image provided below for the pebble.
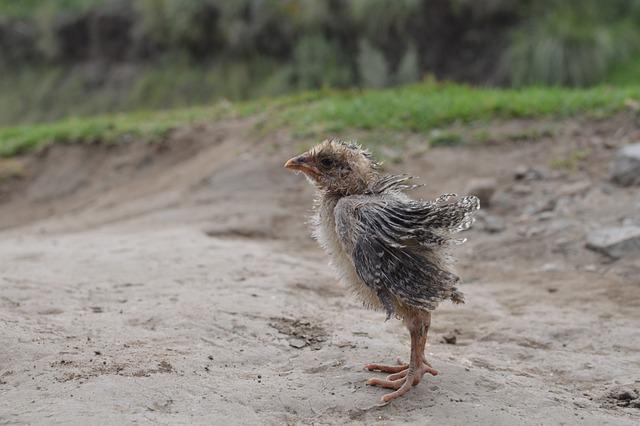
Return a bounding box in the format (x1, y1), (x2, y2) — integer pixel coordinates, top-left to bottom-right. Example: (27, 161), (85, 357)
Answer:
(608, 385), (639, 401)
(441, 333), (457, 345)
(586, 226), (640, 259)
(514, 165), (545, 181)
(288, 338), (307, 349)
(611, 143), (640, 186)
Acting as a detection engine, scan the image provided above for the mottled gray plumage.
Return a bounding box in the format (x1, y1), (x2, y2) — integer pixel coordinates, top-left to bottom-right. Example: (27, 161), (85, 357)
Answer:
(335, 179), (478, 319)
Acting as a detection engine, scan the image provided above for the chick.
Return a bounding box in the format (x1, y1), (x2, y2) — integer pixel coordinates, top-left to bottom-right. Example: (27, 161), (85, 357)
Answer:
(284, 139), (479, 403)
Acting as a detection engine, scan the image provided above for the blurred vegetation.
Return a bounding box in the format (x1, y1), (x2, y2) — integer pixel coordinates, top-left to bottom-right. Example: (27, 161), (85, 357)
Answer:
(503, 0), (640, 86)
(0, 0), (640, 126)
(2, 81), (640, 157)
(608, 57), (640, 86)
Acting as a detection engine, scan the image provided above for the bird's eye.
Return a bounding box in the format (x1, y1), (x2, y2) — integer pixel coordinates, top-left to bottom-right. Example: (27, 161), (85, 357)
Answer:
(319, 158), (334, 168)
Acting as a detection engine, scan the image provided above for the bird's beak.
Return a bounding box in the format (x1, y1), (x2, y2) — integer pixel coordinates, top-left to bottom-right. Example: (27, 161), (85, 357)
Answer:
(284, 154), (320, 178)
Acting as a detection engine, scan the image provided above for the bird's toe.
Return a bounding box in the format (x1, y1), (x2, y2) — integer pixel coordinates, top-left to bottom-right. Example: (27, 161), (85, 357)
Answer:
(387, 369), (408, 381)
(380, 381), (414, 402)
(421, 364), (439, 376)
(366, 377), (404, 390)
(365, 362), (409, 373)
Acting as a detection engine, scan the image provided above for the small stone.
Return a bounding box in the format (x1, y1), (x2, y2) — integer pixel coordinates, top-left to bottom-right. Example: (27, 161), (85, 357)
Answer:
(514, 165), (528, 180)
(441, 333), (457, 344)
(611, 143), (640, 186)
(465, 178), (497, 207)
(514, 165), (545, 181)
(586, 226), (640, 259)
(608, 385), (639, 401)
(288, 338), (307, 349)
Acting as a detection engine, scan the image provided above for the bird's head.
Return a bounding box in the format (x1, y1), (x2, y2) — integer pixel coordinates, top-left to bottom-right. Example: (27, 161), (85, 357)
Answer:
(284, 139), (379, 195)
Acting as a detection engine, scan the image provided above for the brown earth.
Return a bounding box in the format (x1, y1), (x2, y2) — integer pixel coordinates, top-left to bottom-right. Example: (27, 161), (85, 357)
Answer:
(1, 115), (639, 425)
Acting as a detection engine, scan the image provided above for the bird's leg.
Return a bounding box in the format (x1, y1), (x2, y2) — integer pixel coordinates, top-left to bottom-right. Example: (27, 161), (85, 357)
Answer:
(366, 312), (438, 402)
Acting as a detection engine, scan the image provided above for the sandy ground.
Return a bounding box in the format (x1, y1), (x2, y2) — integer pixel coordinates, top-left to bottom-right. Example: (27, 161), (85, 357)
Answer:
(1, 116), (639, 425)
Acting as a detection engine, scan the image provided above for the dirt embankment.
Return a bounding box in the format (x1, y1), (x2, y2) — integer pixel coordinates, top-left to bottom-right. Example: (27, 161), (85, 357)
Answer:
(1, 115), (639, 425)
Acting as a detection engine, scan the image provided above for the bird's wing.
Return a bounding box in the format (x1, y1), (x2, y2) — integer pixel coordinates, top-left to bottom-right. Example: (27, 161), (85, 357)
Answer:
(334, 193), (479, 317)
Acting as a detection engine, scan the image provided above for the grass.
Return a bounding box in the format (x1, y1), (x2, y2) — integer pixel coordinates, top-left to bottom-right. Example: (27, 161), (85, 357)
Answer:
(2, 80), (640, 157)
(0, 104), (240, 157)
(283, 82), (640, 134)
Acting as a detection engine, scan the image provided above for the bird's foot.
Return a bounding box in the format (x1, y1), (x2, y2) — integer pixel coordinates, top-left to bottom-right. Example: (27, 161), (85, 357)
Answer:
(366, 359), (438, 403)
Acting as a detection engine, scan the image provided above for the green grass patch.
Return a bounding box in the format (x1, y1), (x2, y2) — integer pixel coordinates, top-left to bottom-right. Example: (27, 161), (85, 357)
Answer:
(2, 81), (640, 157)
(280, 82), (640, 134)
(0, 103), (242, 157)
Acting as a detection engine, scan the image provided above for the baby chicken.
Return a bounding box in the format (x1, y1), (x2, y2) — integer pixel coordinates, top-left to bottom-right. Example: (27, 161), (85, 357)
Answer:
(284, 139), (479, 403)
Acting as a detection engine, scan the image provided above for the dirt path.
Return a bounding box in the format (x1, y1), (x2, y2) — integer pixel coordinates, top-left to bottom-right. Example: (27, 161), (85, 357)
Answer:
(1, 116), (639, 425)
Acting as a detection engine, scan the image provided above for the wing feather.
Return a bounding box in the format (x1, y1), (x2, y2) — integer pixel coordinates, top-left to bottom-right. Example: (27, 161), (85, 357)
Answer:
(334, 189), (478, 316)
